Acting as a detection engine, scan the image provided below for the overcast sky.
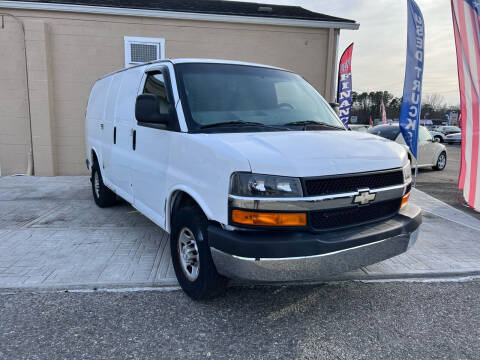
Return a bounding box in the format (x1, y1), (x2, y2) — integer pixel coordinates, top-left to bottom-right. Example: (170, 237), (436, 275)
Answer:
(234, 0), (459, 106)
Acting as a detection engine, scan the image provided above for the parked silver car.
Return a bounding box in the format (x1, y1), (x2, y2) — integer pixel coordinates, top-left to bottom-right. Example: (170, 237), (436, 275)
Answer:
(368, 124), (447, 170)
(445, 132), (461, 144)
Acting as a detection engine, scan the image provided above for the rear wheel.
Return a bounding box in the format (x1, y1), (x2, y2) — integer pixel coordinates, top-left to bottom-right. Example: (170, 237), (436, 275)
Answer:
(171, 206), (228, 300)
(433, 151), (447, 171)
(434, 135), (443, 143)
(91, 162), (117, 207)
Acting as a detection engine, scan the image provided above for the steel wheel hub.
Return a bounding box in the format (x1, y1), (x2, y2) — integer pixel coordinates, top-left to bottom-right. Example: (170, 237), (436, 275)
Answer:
(177, 227), (200, 282)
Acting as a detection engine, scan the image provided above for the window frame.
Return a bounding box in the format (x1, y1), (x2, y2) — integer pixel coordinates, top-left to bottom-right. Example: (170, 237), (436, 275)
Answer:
(124, 36), (165, 67)
(137, 66), (180, 132)
(173, 62), (343, 133)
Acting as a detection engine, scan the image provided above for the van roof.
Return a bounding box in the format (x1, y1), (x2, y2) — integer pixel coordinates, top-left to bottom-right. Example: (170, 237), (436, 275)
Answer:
(171, 58), (285, 69)
(97, 58), (288, 81)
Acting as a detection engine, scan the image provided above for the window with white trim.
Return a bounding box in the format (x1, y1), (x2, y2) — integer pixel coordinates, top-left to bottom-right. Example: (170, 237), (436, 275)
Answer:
(124, 36), (165, 67)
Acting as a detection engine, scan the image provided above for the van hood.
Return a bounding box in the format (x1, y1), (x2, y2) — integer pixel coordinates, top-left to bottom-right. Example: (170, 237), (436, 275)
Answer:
(206, 130), (408, 177)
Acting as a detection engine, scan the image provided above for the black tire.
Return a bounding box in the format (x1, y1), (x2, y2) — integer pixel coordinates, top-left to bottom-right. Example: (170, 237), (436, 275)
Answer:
(171, 206), (228, 300)
(434, 136), (443, 143)
(91, 162), (117, 207)
(433, 151), (447, 171)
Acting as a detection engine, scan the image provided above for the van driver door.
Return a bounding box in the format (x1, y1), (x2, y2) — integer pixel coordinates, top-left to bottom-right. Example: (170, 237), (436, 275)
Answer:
(129, 66), (178, 227)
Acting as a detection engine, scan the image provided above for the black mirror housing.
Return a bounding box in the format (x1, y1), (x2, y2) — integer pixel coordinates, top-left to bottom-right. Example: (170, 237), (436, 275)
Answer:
(135, 94), (170, 124)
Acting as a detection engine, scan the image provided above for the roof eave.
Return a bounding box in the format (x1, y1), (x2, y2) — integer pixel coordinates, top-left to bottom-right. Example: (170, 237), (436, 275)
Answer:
(0, 1), (360, 30)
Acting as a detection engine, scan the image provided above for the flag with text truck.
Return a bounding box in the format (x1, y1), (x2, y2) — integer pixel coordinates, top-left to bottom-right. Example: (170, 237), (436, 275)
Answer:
(399, 0), (424, 160)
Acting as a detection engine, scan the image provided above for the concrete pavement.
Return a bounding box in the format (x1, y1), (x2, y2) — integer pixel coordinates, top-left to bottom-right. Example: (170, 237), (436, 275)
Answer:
(0, 176), (480, 291)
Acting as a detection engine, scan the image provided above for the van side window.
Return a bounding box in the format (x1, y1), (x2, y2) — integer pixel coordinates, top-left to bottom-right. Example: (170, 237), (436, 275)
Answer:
(143, 72), (170, 115)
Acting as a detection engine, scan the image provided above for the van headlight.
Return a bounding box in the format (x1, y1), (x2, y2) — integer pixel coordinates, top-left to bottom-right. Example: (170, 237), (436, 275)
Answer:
(403, 163), (412, 184)
(230, 172), (303, 197)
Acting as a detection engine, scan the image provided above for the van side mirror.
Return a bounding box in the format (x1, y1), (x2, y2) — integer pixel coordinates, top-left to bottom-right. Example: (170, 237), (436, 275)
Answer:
(135, 94), (169, 125)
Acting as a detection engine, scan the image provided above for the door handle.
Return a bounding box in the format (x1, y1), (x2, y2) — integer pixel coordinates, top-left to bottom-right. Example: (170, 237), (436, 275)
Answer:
(113, 126), (116, 144)
(132, 130), (136, 151)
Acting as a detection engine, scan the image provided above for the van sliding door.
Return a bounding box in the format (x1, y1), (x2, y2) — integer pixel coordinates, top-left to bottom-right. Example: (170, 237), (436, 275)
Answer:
(108, 68), (144, 203)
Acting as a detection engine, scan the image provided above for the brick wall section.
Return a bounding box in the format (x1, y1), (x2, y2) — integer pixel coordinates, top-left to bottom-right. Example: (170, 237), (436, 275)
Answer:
(25, 20), (57, 176)
(0, 15), (30, 175)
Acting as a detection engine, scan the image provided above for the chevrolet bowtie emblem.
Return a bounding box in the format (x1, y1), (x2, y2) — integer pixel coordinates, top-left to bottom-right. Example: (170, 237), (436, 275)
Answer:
(353, 191), (376, 205)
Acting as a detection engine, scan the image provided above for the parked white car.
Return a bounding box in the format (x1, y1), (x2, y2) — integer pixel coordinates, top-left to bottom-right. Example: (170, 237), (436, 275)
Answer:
(86, 59), (421, 299)
(368, 124), (447, 171)
(429, 129), (447, 143)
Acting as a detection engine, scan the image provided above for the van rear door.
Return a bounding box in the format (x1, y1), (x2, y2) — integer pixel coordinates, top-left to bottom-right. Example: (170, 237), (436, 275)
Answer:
(101, 73), (122, 186)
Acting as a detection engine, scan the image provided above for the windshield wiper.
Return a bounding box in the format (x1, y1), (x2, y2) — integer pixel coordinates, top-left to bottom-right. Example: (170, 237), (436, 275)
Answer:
(200, 121), (287, 130)
(283, 120), (345, 130)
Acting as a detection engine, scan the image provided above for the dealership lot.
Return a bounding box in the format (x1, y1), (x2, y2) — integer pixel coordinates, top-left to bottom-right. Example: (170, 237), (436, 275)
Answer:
(415, 144), (480, 219)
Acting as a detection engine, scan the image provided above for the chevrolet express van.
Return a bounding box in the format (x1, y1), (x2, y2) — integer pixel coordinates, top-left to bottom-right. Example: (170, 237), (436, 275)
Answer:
(86, 59), (421, 299)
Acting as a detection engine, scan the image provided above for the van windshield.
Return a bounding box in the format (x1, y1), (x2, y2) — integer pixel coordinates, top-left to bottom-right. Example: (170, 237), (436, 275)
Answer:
(174, 63), (345, 132)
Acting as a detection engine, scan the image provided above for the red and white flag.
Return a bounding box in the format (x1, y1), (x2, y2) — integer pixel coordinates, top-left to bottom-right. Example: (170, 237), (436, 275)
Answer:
(380, 99), (387, 124)
(451, 0), (480, 212)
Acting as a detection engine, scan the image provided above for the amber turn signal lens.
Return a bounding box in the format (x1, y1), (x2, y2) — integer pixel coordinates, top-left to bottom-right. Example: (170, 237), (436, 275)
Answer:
(401, 192), (410, 208)
(231, 210), (307, 227)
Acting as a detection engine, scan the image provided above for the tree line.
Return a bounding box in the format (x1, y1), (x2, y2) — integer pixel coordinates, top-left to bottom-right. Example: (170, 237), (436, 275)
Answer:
(350, 91), (459, 124)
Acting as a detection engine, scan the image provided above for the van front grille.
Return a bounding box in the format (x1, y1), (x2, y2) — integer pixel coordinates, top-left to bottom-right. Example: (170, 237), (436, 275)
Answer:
(309, 198), (402, 230)
(304, 170), (404, 196)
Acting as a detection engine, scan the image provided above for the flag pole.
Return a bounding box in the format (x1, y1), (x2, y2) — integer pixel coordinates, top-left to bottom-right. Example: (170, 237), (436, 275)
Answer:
(414, 157), (418, 188)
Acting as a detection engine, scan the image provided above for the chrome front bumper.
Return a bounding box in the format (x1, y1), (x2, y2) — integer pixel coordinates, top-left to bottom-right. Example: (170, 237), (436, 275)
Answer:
(211, 229), (419, 282)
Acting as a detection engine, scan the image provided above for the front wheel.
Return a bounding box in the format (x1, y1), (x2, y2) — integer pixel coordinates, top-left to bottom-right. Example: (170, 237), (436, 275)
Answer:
(433, 151), (447, 171)
(434, 136), (443, 143)
(170, 206), (228, 300)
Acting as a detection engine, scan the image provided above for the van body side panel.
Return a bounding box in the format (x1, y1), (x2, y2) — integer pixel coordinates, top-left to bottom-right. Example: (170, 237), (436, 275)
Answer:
(101, 72), (123, 187)
(108, 68), (145, 202)
(165, 133), (251, 231)
(86, 76), (111, 173)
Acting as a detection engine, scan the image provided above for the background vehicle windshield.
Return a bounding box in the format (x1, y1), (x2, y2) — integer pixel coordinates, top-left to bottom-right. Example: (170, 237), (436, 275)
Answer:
(368, 125), (401, 140)
(175, 63), (344, 131)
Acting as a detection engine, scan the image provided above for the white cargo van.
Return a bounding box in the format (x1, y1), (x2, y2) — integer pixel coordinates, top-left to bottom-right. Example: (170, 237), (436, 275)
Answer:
(86, 59), (421, 299)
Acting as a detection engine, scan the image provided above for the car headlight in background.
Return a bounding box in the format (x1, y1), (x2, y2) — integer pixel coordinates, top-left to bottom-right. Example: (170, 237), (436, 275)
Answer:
(230, 172), (303, 198)
(403, 162), (412, 184)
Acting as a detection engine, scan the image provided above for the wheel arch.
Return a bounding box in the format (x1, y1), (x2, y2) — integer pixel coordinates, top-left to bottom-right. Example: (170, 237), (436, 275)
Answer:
(433, 145), (447, 165)
(89, 146), (102, 174)
(166, 187), (214, 233)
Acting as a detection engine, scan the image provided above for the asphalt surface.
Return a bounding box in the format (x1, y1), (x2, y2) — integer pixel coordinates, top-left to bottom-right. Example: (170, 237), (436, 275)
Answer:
(415, 144), (480, 219)
(1, 281), (479, 360)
